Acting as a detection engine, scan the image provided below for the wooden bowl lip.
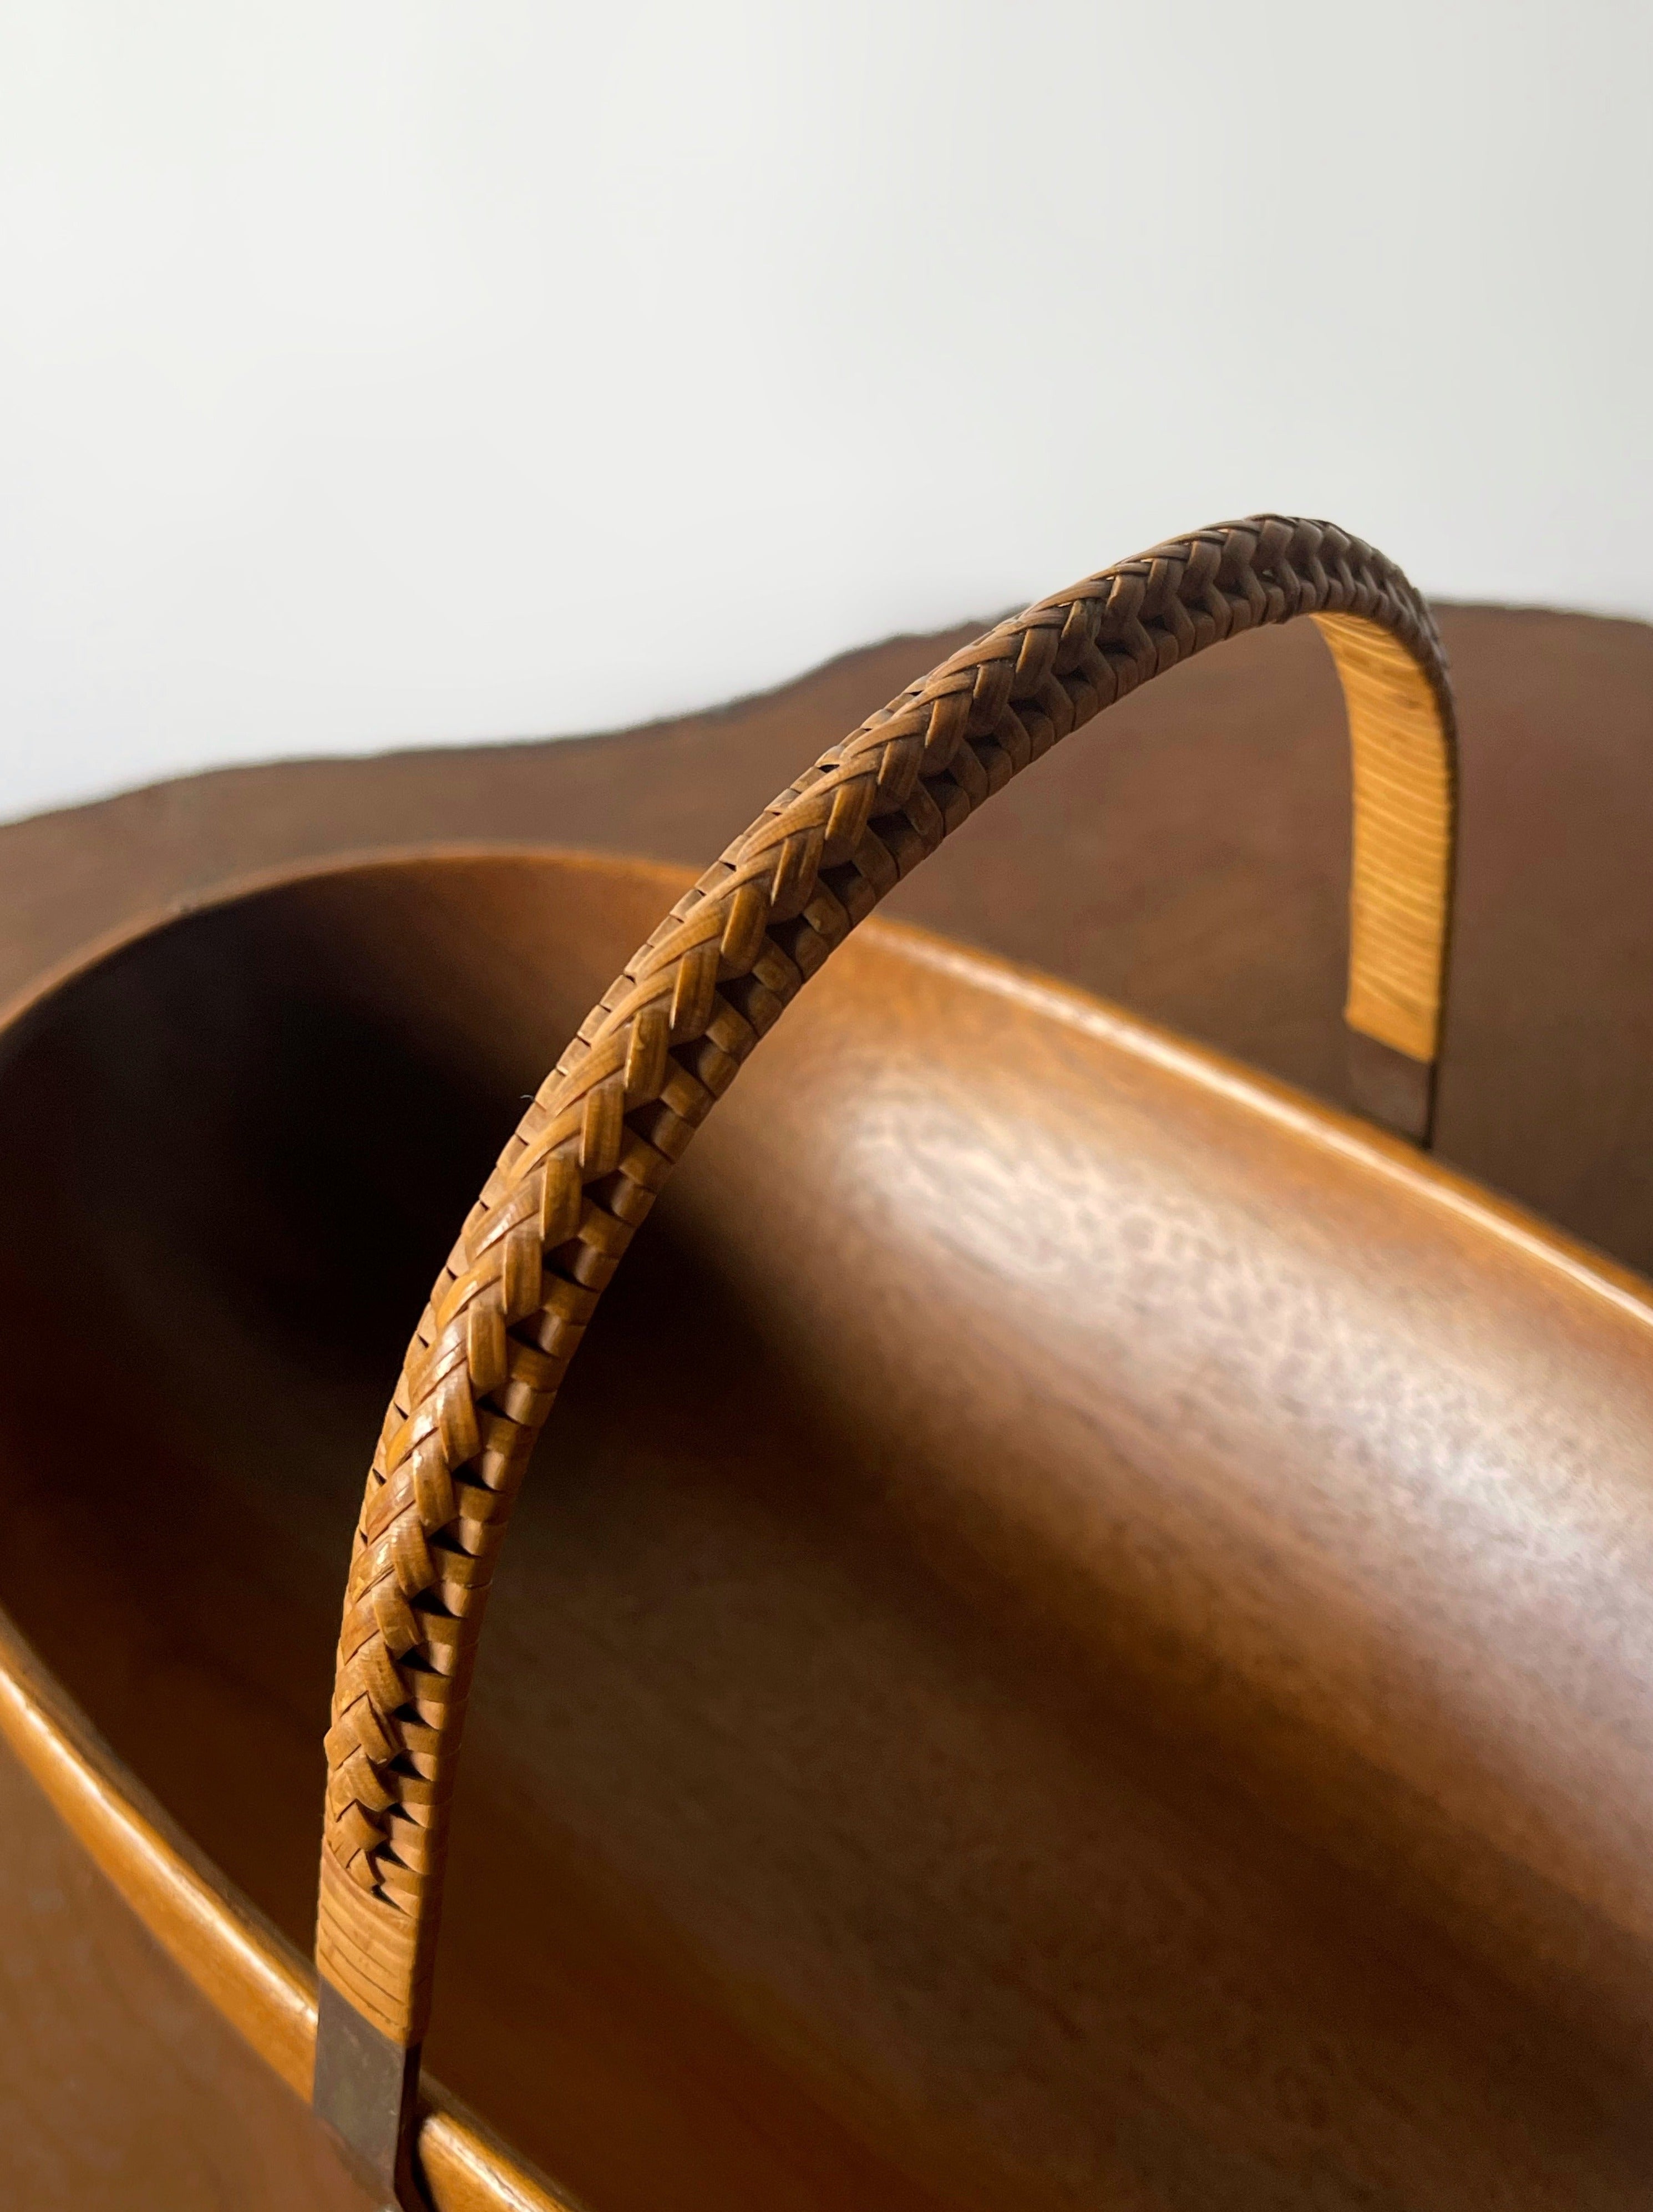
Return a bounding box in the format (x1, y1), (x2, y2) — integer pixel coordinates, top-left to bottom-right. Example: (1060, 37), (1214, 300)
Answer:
(0, 834), (695, 1040)
(0, 835), (1647, 2211)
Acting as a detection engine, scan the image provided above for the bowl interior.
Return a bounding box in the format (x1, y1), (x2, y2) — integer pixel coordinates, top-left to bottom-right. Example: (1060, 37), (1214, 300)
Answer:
(1, 848), (1650, 2212)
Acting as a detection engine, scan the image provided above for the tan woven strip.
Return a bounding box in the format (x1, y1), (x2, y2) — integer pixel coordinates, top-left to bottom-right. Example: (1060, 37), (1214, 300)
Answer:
(314, 515), (1458, 2053)
(1312, 611), (1456, 1063)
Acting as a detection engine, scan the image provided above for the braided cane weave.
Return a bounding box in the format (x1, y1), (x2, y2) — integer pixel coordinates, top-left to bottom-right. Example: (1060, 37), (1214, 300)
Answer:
(316, 514), (1456, 2051)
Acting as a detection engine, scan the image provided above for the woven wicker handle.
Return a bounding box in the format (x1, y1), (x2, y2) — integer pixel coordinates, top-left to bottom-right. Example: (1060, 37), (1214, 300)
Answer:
(312, 516), (1457, 2202)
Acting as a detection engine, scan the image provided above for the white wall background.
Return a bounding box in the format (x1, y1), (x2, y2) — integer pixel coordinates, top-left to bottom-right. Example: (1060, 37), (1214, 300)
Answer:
(1, 0), (1648, 825)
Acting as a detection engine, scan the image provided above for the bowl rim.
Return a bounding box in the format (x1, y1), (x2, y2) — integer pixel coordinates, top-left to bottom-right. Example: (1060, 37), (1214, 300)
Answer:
(2, 836), (1647, 2209)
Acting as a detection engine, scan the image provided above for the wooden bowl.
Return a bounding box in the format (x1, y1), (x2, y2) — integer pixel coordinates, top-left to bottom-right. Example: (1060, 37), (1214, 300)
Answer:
(1, 844), (1650, 2210)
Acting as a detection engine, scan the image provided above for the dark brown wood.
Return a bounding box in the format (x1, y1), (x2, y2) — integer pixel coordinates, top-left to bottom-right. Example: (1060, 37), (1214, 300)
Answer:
(1, 848), (1649, 2210)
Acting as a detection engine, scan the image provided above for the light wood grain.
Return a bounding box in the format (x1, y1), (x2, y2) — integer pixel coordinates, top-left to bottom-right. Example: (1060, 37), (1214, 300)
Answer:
(1314, 610), (1455, 1062)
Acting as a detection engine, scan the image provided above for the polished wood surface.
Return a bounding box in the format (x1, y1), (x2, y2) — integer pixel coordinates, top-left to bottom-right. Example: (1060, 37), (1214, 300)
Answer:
(1, 847), (1649, 2207)
(0, 586), (1647, 2205)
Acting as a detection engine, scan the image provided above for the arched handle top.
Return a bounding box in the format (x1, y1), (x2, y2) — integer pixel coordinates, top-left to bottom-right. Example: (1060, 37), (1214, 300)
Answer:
(312, 516), (1457, 2201)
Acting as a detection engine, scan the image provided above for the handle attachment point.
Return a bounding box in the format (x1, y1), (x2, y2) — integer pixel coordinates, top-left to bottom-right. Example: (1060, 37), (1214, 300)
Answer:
(1347, 1029), (1436, 1145)
(315, 1976), (427, 2209)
